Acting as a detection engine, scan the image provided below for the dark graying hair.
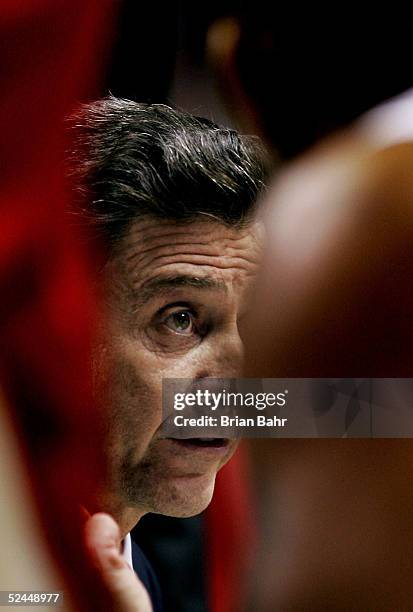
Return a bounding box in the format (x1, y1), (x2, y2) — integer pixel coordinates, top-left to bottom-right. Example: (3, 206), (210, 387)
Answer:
(68, 96), (267, 250)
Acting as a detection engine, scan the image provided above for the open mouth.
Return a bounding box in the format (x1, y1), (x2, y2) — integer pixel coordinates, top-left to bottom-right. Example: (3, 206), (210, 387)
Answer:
(168, 438), (229, 448)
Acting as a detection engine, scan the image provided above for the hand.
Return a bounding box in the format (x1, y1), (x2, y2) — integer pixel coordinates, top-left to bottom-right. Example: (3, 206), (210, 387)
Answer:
(84, 513), (152, 612)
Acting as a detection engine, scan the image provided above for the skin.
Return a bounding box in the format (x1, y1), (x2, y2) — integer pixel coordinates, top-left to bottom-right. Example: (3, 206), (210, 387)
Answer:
(94, 216), (262, 536)
(85, 513), (152, 612)
(242, 140), (413, 610)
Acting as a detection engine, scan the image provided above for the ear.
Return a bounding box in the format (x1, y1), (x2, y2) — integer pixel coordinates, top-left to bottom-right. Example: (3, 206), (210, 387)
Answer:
(206, 18), (264, 139)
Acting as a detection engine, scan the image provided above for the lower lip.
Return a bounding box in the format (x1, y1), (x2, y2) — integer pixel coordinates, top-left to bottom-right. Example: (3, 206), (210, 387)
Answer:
(167, 438), (231, 456)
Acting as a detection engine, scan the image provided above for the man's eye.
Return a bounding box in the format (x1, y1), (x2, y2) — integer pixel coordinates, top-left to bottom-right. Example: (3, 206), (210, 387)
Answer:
(163, 310), (195, 334)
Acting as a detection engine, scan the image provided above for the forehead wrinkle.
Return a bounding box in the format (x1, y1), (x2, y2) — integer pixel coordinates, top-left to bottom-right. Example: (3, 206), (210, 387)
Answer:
(124, 230), (257, 265)
(129, 254), (260, 283)
(124, 239), (225, 264)
(126, 227), (217, 250)
(125, 218), (238, 243)
(122, 219), (259, 262)
(123, 238), (262, 281)
(114, 219), (263, 304)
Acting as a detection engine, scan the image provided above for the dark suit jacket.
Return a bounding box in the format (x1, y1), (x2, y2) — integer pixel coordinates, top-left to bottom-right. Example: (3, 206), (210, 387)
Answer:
(131, 538), (164, 612)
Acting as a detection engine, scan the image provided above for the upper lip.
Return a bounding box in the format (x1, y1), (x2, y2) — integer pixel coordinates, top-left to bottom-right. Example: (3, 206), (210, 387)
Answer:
(165, 437), (233, 451)
(168, 437), (230, 444)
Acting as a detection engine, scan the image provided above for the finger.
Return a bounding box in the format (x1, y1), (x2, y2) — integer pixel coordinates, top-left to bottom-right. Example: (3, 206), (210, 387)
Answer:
(84, 513), (152, 612)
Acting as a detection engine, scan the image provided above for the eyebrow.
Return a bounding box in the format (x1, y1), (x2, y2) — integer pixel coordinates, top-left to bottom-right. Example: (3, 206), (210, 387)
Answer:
(132, 275), (227, 308)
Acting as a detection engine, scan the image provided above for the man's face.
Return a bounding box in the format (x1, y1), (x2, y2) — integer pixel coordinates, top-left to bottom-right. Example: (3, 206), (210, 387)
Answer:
(98, 217), (261, 519)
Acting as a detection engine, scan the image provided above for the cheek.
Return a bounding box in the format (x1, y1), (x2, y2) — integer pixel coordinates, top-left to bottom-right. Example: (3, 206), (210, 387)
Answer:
(103, 346), (163, 461)
(180, 333), (243, 378)
(130, 326), (209, 380)
(154, 342), (231, 380)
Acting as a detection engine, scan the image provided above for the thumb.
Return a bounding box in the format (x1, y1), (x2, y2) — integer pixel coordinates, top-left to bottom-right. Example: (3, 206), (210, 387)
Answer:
(84, 513), (152, 612)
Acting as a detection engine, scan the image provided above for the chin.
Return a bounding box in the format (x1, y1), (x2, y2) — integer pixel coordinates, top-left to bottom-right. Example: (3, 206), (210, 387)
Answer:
(152, 472), (217, 518)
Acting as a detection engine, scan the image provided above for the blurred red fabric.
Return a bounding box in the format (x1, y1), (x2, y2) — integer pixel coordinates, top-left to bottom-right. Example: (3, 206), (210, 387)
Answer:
(206, 443), (257, 612)
(0, 1), (115, 609)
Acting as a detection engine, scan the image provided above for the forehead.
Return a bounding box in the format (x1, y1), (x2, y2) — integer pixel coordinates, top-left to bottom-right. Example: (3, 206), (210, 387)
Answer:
(110, 217), (263, 291)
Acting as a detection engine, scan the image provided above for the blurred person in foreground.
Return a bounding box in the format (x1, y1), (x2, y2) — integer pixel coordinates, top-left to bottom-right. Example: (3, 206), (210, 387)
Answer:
(0, 0), (121, 610)
(69, 97), (267, 610)
(205, 9), (413, 611)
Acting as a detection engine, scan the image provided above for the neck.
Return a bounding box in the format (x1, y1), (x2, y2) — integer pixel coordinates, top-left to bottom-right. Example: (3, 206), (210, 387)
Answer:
(117, 506), (147, 538)
(89, 490), (148, 538)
